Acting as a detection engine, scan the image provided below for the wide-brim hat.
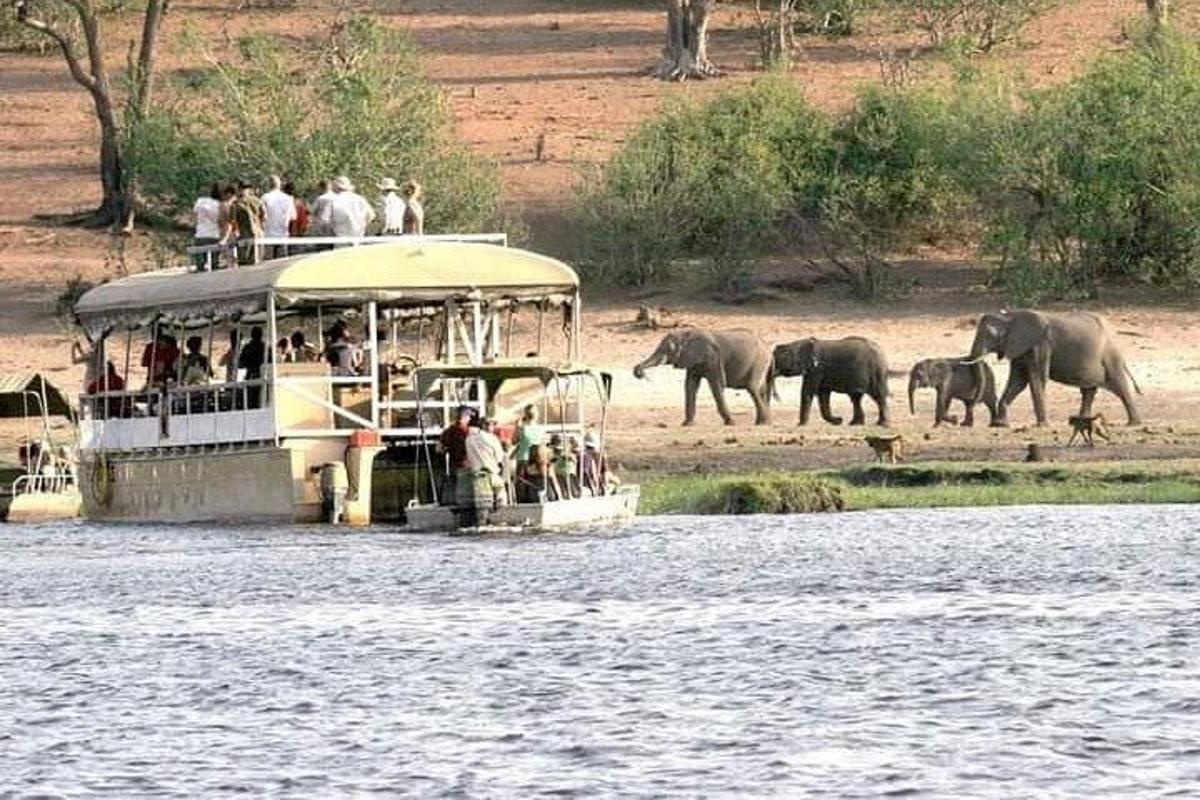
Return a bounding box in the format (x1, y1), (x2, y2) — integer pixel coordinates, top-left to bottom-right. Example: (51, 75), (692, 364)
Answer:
(332, 175), (354, 192)
(583, 431), (601, 449)
(378, 177), (399, 191)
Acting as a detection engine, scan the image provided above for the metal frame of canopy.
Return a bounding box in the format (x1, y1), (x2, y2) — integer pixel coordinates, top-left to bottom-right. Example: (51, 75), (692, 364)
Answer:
(72, 241), (588, 449)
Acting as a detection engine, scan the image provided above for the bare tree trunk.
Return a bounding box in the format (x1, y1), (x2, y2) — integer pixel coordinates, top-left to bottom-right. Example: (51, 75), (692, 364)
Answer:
(1146, 0), (1168, 26)
(12, 0), (171, 230)
(654, 0), (720, 81)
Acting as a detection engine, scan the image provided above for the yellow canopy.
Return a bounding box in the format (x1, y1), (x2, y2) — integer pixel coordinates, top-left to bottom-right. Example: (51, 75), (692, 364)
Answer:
(74, 241), (579, 335)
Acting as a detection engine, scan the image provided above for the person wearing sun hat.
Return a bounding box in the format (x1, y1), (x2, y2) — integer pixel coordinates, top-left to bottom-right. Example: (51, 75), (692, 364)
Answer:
(328, 175), (375, 240)
(376, 177), (407, 236)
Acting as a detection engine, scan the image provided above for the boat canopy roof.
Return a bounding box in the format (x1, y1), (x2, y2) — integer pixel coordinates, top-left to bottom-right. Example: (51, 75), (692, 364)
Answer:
(0, 373), (74, 419)
(413, 361), (612, 399)
(73, 241), (579, 337)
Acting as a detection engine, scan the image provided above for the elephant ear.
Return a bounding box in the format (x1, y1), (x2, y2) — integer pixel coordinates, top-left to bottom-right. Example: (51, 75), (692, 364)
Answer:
(806, 337), (822, 369)
(1002, 314), (1050, 363)
(928, 360), (951, 386)
(680, 333), (719, 371)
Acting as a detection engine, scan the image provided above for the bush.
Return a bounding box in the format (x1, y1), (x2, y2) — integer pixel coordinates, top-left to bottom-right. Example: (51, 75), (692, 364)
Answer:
(981, 30), (1200, 296)
(125, 18), (502, 234)
(695, 475), (845, 514)
(905, 0), (1058, 54)
(577, 78), (830, 291)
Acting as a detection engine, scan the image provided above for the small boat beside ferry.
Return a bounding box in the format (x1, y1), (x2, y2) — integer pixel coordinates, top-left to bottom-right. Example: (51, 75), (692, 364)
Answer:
(70, 235), (638, 530)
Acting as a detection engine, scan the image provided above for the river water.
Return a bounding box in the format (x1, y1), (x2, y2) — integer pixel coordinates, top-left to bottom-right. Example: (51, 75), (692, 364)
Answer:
(2, 505), (1198, 797)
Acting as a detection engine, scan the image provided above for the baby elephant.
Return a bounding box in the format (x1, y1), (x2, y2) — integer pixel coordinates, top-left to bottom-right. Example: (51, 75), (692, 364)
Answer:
(773, 336), (889, 426)
(907, 357), (998, 428)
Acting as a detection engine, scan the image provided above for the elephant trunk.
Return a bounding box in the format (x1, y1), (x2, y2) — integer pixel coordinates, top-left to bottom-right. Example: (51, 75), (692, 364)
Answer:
(633, 352), (665, 380)
(968, 326), (989, 361)
(907, 370), (920, 416)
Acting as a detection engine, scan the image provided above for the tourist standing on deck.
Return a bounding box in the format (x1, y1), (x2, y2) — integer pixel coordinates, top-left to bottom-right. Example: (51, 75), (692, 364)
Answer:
(327, 176), (375, 241)
(377, 178), (406, 235)
(286, 182), (309, 245)
(238, 326), (267, 408)
(141, 331), (180, 389)
(192, 183), (223, 270)
(232, 181), (265, 265)
(261, 175), (296, 260)
(309, 180), (335, 242)
(467, 417), (510, 510)
(401, 179), (425, 235)
(437, 406), (475, 520)
(217, 184), (238, 270)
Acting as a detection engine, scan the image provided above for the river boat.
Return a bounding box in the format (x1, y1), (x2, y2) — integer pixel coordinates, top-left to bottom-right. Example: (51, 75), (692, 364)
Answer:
(401, 362), (639, 532)
(71, 235), (638, 528)
(0, 372), (82, 523)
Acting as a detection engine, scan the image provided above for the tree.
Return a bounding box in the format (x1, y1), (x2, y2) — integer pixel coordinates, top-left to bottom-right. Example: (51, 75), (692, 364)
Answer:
(10, 0), (171, 229)
(654, 0), (720, 80)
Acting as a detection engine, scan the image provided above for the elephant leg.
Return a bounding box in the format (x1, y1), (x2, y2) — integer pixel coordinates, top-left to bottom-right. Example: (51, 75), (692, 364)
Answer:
(933, 388), (951, 427)
(1106, 369), (1142, 426)
(751, 386), (770, 426)
(799, 379), (814, 426)
(994, 369), (1029, 427)
(1028, 375), (1048, 427)
(875, 387), (890, 427)
(708, 376), (735, 426)
(848, 392), (866, 426)
(961, 401), (975, 428)
(819, 390), (843, 425)
(1078, 386), (1097, 418)
(682, 369), (700, 426)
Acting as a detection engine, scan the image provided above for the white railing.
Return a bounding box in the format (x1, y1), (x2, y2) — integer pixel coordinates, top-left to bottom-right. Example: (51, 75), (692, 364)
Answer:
(13, 472), (76, 496)
(185, 233), (508, 271)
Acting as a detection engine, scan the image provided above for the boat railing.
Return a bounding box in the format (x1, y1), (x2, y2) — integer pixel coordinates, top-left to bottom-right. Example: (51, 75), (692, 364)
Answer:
(82, 380), (273, 421)
(13, 471), (76, 496)
(185, 233), (508, 272)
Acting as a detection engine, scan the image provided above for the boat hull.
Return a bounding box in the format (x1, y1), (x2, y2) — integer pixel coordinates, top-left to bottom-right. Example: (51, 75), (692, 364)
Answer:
(405, 486), (640, 532)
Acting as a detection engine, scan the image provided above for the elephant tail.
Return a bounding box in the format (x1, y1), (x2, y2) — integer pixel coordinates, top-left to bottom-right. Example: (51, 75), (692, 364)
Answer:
(1124, 362), (1143, 395)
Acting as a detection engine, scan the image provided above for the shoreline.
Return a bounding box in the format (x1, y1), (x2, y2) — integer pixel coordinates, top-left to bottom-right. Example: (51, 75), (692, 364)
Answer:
(637, 459), (1200, 515)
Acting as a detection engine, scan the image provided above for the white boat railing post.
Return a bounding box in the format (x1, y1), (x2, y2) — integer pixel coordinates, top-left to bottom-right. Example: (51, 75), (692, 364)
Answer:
(267, 292), (280, 444)
(368, 300), (379, 429)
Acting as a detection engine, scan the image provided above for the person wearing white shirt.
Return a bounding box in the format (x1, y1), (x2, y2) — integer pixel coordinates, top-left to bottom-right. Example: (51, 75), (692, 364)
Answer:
(376, 177), (407, 235)
(261, 175), (296, 259)
(328, 175), (376, 240)
(310, 179), (336, 243)
(466, 418), (510, 508)
(192, 183), (223, 270)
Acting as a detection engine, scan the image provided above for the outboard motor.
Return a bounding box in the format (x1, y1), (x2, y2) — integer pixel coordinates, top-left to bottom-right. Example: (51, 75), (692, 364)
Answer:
(319, 462), (349, 524)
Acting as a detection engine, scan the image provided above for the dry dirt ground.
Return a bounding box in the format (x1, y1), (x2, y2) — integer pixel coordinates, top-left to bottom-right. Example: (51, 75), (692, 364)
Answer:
(1, 0), (1197, 477)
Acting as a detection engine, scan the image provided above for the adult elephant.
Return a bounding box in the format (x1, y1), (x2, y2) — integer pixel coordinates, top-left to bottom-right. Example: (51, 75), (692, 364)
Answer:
(633, 329), (772, 426)
(967, 310), (1142, 426)
(907, 357), (998, 427)
(773, 336), (889, 426)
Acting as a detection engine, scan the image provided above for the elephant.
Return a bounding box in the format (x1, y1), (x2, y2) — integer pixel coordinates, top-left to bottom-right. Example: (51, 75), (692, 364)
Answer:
(633, 329), (773, 426)
(967, 309), (1142, 426)
(907, 357), (998, 427)
(772, 336), (889, 426)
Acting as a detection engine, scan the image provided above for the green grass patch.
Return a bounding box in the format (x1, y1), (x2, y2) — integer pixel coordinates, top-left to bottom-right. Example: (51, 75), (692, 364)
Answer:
(640, 461), (1200, 515)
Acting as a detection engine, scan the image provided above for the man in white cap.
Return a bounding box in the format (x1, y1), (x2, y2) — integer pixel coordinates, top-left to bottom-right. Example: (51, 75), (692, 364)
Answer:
(376, 177), (406, 236)
(261, 174), (296, 259)
(327, 175), (375, 241)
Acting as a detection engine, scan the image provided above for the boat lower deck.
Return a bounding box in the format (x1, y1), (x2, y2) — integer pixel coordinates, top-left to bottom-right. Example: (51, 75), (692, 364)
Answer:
(405, 487), (640, 532)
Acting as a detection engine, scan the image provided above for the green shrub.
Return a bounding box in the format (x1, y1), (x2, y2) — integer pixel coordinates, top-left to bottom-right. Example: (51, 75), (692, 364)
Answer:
(981, 30), (1200, 296)
(696, 475), (845, 514)
(577, 78), (829, 291)
(125, 18), (502, 234)
(904, 0), (1058, 53)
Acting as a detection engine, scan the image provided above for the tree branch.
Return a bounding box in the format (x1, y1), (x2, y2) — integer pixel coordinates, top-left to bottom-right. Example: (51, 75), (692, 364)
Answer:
(13, 1), (97, 93)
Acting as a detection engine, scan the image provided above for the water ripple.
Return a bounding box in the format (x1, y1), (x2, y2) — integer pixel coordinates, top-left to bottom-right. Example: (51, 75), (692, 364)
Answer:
(2, 505), (1199, 796)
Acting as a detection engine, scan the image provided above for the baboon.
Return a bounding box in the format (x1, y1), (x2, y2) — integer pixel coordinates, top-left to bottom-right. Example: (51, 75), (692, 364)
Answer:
(1067, 414), (1112, 447)
(864, 434), (904, 464)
